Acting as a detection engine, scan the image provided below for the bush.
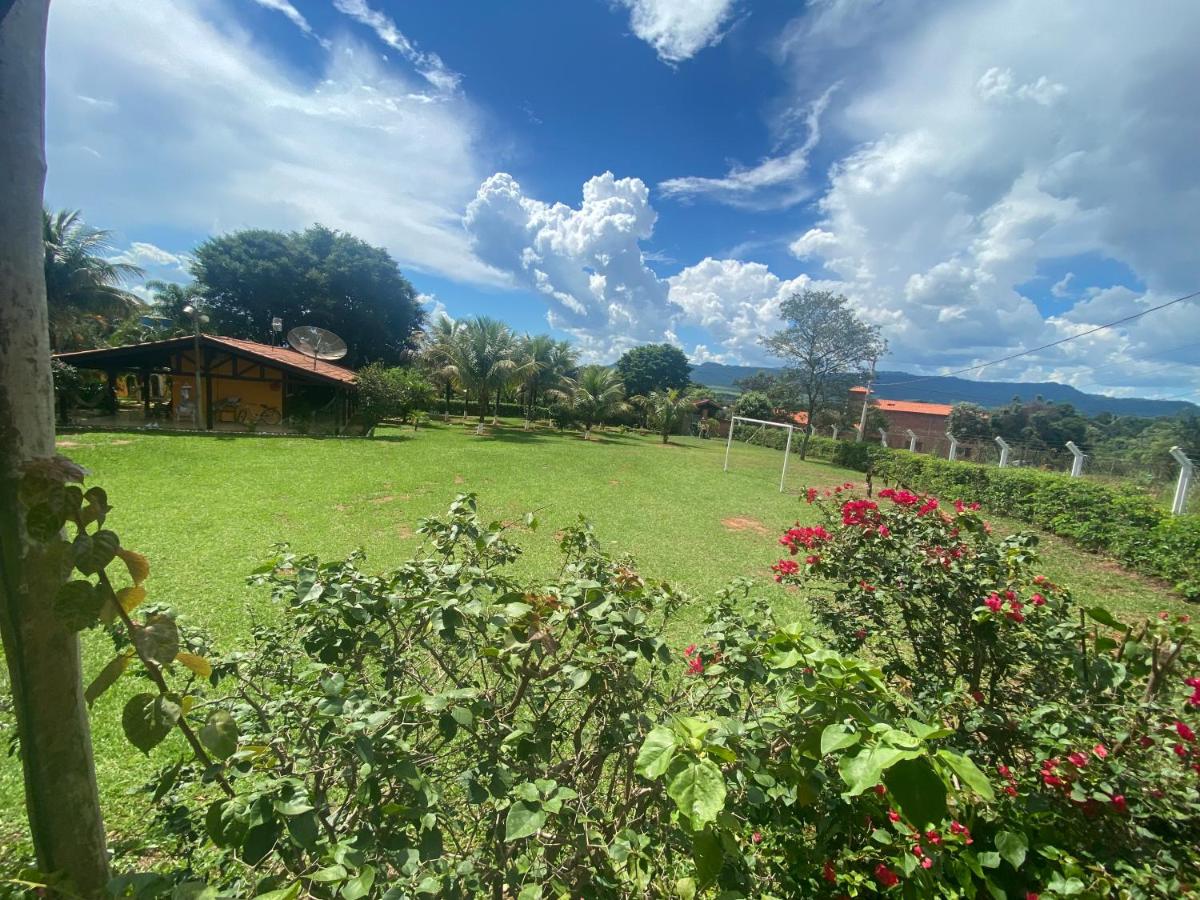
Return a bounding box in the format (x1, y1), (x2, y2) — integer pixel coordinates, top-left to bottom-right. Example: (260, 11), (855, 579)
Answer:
(354, 364), (434, 434)
(831, 439), (872, 471)
(433, 398), (551, 421)
(869, 450), (1200, 599)
(733, 390), (773, 421)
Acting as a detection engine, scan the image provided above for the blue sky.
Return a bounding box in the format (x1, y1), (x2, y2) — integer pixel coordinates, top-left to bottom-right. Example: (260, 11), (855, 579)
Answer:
(44, 0), (1200, 401)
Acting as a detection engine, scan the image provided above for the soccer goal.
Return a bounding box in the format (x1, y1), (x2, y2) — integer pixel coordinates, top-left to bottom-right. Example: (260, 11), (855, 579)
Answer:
(722, 416), (795, 492)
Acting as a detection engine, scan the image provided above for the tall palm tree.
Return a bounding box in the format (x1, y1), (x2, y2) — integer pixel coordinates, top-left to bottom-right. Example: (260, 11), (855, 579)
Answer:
(43, 208), (143, 350)
(440, 316), (519, 424)
(554, 365), (628, 438)
(419, 314), (465, 419)
(640, 388), (696, 444)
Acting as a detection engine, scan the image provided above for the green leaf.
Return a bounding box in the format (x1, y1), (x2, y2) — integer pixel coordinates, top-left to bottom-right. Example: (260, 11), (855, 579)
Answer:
(504, 801), (546, 841)
(635, 726), (678, 779)
(883, 758), (948, 828)
(839, 746), (922, 797)
(340, 866), (375, 900)
(820, 723), (862, 755)
(73, 529), (120, 574)
(1086, 607), (1128, 631)
(691, 827), (723, 888)
(936, 750), (996, 802)
(667, 759), (726, 828)
(122, 692), (181, 753)
(995, 830), (1028, 869)
(254, 885), (300, 900)
(674, 878), (696, 900)
(977, 851), (1001, 869)
(85, 653), (132, 705)
(55, 579), (104, 631)
(82, 486), (110, 526)
(135, 614), (180, 665)
(199, 710), (239, 760)
(309, 865), (348, 883)
(26, 501), (66, 541)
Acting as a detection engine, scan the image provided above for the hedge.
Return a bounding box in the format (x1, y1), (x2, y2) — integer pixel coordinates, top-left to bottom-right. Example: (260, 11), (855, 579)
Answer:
(868, 449), (1200, 600)
(426, 399), (551, 420)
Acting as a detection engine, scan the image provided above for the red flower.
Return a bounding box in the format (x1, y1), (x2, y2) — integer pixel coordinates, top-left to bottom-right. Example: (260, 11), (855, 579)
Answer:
(1176, 721), (1196, 742)
(984, 594), (1003, 613)
(1003, 784), (1018, 796)
(1030, 593), (1046, 606)
(874, 863), (899, 888)
(684, 644), (697, 657)
(1159, 611), (1170, 620)
(911, 844), (925, 858)
(970, 690), (985, 703)
(969, 501), (980, 510)
(854, 628), (868, 640)
(1174, 743), (1189, 758)
(873, 784), (887, 795)
(1138, 736), (1154, 749)
(1027, 894), (1040, 900)
(1186, 677), (1200, 707)
(949, 821), (972, 843)
(920, 857), (932, 869)
(751, 831), (762, 844)
(917, 498), (939, 516)
(843, 482), (854, 489)
(877, 524), (891, 538)
(805, 554), (821, 565)
(822, 860), (836, 883)
(1067, 752), (1088, 768)
(954, 499), (966, 513)
(841, 499), (880, 526)
(925, 830), (942, 845)
(1093, 743), (1109, 759)
(806, 487), (818, 503)
(1033, 574), (1047, 585)
(1111, 794), (1127, 813)
(779, 525), (832, 553)
(860, 580), (876, 592)
(887, 809), (901, 822)
(685, 656), (704, 676)
(771, 559), (800, 582)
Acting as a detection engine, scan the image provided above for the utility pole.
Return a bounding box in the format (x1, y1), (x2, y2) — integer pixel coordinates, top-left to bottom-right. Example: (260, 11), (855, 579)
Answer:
(856, 357), (876, 443)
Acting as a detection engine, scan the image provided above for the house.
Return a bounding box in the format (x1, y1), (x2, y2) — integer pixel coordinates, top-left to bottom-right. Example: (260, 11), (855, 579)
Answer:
(54, 334), (356, 431)
(849, 386), (952, 450)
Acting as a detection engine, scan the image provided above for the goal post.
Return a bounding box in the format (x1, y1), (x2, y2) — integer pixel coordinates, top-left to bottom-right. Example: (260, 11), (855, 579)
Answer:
(723, 415), (795, 492)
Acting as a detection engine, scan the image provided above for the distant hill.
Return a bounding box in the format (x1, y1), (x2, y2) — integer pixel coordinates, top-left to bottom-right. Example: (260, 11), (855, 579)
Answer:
(690, 362), (1199, 419)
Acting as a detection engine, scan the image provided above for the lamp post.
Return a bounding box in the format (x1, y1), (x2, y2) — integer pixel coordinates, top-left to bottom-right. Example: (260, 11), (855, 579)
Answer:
(182, 304), (209, 430)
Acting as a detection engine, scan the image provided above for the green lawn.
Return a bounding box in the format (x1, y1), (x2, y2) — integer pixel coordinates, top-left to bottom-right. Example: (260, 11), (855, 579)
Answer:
(0, 422), (1187, 845)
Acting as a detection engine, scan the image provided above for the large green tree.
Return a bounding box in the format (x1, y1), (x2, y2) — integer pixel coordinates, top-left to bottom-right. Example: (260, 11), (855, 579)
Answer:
(43, 208), (143, 351)
(554, 365), (628, 437)
(760, 289), (887, 459)
(438, 316), (520, 424)
(615, 343), (691, 398)
(190, 225), (424, 367)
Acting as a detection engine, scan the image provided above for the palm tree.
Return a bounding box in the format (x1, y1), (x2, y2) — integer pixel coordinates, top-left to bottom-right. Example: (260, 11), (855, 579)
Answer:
(419, 314), (465, 419)
(43, 208), (143, 350)
(640, 388), (696, 444)
(554, 365), (628, 438)
(440, 316), (519, 424)
(515, 334), (578, 423)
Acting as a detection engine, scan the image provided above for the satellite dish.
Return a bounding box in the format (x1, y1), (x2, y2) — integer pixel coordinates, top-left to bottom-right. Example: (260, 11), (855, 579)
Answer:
(287, 326), (348, 368)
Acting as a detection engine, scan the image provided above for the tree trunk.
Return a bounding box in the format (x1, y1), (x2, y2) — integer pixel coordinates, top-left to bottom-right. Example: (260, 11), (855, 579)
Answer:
(0, 2), (111, 894)
(799, 398), (816, 460)
(477, 390), (487, 423)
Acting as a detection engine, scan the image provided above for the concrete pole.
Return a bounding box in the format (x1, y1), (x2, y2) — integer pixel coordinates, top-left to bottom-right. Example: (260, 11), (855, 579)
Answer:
(905, 428), (918, 452)
(1066, 441), (1086, 478)
(1170, 446), (1194, 515)
(879, 427), (888, 448)
(831, 425), (839, 440)
(946, 432), (959, 462)
(856, 365), (875, 442)
(995, 436), (1012, 468)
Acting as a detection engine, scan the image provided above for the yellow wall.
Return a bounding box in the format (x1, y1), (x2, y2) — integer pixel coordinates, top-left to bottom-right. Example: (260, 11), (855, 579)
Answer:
(170, 357), (285, 423)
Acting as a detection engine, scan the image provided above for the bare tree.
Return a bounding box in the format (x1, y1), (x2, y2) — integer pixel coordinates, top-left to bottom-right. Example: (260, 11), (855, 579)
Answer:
(760, 290), (887, 459)
(0, 1), (111, 893)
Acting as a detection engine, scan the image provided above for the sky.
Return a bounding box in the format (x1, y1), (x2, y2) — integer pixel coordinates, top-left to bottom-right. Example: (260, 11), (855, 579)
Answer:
(43, 0), (1200, 402)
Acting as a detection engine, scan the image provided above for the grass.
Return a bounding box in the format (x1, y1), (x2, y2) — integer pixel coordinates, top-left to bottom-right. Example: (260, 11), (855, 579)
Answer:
(1, 421), (1188, 845)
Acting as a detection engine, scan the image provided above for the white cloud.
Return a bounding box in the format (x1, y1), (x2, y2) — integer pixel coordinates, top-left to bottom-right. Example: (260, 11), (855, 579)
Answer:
(658, 84), (836, 209)
(46, 0), (497, 285)
(1051, 272), (1074, 298)
(331, 0), (461, 94)
(418, 292), (453, 325)
(775, 0), (1200, 395)
(615, 0), (737, 64)
(464, 172), (683, 359)
(110, 241), (186, 270)
(250, 0), (325, 44)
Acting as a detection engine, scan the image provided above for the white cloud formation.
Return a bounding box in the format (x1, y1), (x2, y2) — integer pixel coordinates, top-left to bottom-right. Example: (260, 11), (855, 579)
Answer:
(658, 84), (836, 209)
(110, 241), (186, 271)
(250, 0), (324, 43)
(464, 172), (685, 359)
(418, 293), (453, 325)
(616, 0), (737, 64)
(46, 0), (497, 285)
(776, 0), (1200, 397)
(331, 0), (461, 94)
(1050, 272), (1074, 299)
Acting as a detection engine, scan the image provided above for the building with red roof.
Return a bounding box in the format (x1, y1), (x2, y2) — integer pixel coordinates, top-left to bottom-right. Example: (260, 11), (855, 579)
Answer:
(849, 386), (953, 450)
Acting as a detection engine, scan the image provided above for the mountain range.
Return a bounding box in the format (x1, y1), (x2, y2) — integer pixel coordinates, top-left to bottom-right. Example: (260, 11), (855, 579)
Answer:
(690, 362), (1198, 419)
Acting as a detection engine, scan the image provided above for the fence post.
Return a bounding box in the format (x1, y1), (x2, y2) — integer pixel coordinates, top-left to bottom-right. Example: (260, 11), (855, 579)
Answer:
(1170, 446), (1194, 515)
(946, 432), (959, 462)
(879, 427), (888, 448)
(905, 428), (918, 452)
(1065, 441), (1086, 477)
(995, 436), (1011, 468)
(831, 425), (839, 440)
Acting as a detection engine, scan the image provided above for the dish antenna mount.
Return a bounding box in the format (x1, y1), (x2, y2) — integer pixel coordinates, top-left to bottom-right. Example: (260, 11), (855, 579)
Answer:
(287, 326), (348, 369)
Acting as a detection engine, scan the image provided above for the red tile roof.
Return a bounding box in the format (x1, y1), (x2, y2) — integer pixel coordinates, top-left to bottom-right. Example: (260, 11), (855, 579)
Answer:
(207, 335), (356, 385)
(850, 386), (953, 417)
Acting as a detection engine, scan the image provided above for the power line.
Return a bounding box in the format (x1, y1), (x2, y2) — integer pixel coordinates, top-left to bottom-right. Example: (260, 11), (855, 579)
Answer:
(873, 289), (1200, 388)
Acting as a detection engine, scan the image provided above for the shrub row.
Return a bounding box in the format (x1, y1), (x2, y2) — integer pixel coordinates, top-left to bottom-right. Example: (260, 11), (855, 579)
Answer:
(869, 449), (1200, 599)
(424, 398), (551, 420)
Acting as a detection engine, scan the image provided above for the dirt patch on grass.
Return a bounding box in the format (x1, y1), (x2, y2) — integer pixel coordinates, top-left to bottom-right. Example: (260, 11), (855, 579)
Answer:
(609, 479), (622, 486)
(721, 516), (770, 536)
(454, 474), (465, 485)
(370, 495), (395, 504)
(396, 524), (415, 539)
(56, 440), (81, 448)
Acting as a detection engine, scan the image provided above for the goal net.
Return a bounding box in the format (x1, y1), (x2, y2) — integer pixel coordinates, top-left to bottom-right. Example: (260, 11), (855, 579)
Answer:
(722, 416), (795, 493)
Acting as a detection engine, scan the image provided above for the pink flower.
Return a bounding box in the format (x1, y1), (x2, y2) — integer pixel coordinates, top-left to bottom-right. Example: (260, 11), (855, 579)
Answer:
(1067, 752), (1088, 768)
(877, 524), (891, 538)
(684, 644), (697, 657)
(925, 830), (942, 846)
(887, 809), (901, 822)
(805, 554), (821, 565)
(954, 499), (966, 513)
(1033, 574), (1047, 585)
(751, 831), (762, 844)
(1093, 743), (1109, 759)
(984, 594), (1003, 612)
(1030, 593), (1046, 606)
(874, 863), (899, 888)
(920, 857), (932, 869)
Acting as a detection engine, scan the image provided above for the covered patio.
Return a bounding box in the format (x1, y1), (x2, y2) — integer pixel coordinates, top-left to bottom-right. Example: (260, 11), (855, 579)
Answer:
(54, 334), (356, 433)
